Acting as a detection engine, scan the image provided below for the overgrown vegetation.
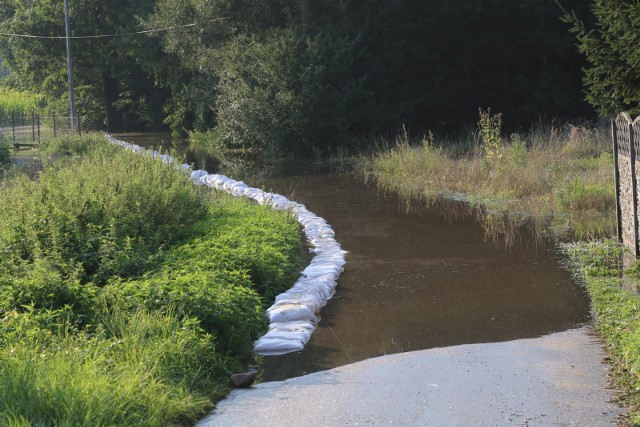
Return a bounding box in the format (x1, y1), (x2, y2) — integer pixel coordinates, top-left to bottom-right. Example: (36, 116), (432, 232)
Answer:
(357, 115), (615, 241)
(562, 240), (640, 425)
(0, 88), (43, 118)
(0, 135), (302, 425)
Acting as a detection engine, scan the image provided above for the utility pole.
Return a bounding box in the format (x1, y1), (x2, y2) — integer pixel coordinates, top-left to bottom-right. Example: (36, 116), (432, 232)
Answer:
(64, 0), (77, 131)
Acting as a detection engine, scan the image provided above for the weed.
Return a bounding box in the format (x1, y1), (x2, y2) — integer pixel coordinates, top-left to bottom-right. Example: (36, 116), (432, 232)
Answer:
(478, 108), (502, 163)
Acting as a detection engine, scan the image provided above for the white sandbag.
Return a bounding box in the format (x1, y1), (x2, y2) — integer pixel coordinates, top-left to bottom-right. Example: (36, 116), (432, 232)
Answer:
(190, 170), (208, 180)
(270, 297), (322, 313)
(262, 328), (313, 344)
(268, 320), (316, 331)
(268, 303), (317, 323)
(254, 337), (304, 356)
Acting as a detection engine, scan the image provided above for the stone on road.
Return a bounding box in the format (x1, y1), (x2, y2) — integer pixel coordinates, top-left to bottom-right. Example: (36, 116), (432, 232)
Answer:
(198, 327), (623, 426)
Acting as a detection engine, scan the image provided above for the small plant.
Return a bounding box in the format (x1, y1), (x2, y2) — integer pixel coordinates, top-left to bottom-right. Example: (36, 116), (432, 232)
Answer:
(0, 135), (12, 165)
(478, 108), (502, 162)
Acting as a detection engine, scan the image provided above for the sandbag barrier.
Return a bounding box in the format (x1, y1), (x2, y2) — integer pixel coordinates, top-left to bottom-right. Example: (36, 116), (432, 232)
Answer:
(106, 135), (346, 356)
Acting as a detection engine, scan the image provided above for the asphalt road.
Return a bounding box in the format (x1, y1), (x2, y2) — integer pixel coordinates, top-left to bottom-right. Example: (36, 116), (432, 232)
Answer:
(198, 327), (624, 426)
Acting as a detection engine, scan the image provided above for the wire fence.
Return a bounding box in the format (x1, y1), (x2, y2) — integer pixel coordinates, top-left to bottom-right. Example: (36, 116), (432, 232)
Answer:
(0, 111), (81, 146)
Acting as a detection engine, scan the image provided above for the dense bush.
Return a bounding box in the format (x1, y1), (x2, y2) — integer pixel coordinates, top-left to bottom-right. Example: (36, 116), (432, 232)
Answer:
(0, 139), (205, 285)
(214, 29), (369, 155)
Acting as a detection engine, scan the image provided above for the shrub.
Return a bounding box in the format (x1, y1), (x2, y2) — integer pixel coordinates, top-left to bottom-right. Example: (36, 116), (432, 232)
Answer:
(0, 141), (205, 285)
(0, 135), (11, 166)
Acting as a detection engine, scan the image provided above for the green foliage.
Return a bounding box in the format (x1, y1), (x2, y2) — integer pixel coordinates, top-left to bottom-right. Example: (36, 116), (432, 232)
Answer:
(555, 179), (615, 212)
(0, 135), (12, 166)
(1, 0), (592, 148)
(0, 307), (222, 426)
(151, 0), (591, 147)
(563, 1), (640, 115)
(0, 88), (43, 118)
(0, 137), (205, 285)
(0, 137), (303, 424)
(38, 132), (113, 159)
(0, 0), (166, 131)
(214, 29), (368, 156)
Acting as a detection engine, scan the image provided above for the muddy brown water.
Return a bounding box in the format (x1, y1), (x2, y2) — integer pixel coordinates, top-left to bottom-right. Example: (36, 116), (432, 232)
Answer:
(115, 135), (591, 382)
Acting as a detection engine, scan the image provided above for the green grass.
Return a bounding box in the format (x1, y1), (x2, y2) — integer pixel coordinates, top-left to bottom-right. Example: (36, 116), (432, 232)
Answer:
(357, 122), (615, 241)
(562, 240), (640, 425)
(0, 135), (303, 425)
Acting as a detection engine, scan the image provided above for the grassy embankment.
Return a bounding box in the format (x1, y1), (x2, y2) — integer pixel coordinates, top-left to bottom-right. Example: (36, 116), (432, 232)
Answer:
(0, 134), (302, 426)
(357, 112), (640, 424)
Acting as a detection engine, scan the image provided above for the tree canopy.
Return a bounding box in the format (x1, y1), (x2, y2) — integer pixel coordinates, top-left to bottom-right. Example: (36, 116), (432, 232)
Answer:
(564, 0), (640, 117)
(0, 0), (595, 152)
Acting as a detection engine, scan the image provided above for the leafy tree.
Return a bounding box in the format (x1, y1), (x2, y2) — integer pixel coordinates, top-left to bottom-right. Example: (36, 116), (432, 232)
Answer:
(0, 0), (167, 131)
(148, 0), (291, 134)
(214, 29), (370, 155)
(563, 0), (640, 116)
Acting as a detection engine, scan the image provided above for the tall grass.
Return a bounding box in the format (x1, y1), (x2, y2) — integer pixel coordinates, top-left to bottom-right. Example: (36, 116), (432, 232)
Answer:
(0, 135), (303, 425)
(357, 122), (615, 241)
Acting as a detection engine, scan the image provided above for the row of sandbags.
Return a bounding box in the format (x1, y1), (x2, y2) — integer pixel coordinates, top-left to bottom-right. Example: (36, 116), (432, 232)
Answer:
(105, 135), (346, 356)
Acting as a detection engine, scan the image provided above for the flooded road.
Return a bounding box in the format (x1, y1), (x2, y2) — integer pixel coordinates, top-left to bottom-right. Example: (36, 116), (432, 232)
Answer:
(115, 135), (592, 382)
(254, 173), (590, 381)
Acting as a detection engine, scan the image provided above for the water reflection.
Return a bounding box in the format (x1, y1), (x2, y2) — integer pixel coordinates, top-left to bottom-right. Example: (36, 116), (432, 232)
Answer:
(257, 174), (590, 380)
(116, 135), (591, 381)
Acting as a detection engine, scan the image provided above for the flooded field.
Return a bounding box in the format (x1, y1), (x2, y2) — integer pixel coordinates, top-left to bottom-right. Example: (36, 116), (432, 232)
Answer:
(113, 135), (592, 381)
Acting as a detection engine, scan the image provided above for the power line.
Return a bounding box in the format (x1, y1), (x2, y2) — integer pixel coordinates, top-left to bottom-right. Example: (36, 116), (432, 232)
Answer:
(0, 18), (227, 40)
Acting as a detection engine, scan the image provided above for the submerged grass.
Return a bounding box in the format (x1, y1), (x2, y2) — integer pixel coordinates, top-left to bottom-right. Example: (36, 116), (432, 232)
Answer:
(0, 134), (302, 425)
(357, 122), (615, 241)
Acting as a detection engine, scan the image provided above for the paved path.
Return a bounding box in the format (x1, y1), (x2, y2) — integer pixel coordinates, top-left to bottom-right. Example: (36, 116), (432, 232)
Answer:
(198, 327), (624, 426)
